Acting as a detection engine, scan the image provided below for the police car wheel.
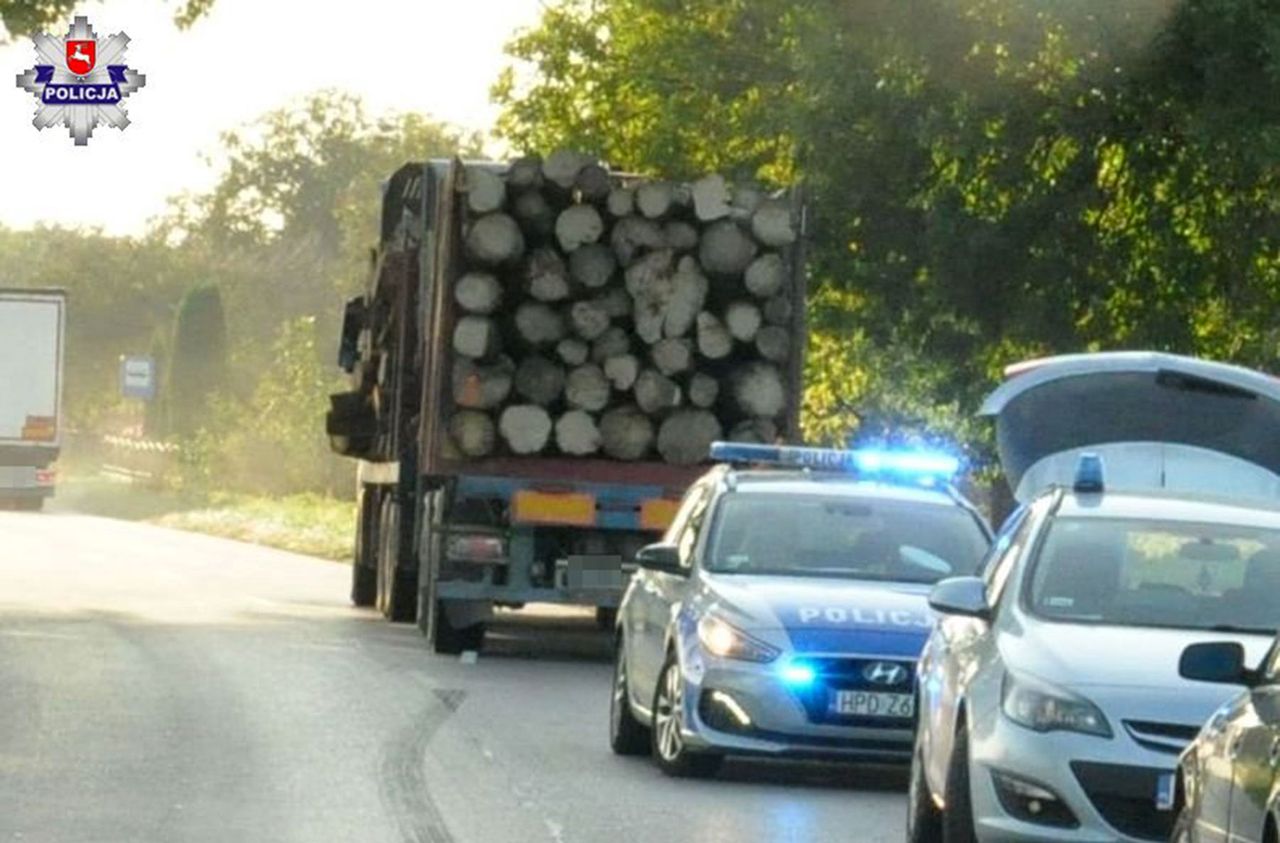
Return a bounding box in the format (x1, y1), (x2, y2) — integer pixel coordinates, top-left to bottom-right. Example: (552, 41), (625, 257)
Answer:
(942, 724), (977, 843)
(907, 741), (942, 842)
(609, 639), (650, 756)
(651, 653), (722, 778)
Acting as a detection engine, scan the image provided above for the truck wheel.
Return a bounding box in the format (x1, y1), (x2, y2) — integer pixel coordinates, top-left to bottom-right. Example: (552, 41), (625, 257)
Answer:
(610, 636), (650, 755)
(350, 488), (378, 607)
(351, 564), (376, 607)
(431, 600), (485, 655)
(376, 496), (416, 623)
(595, 607), (618, 631)
(651, 652), (722, 778)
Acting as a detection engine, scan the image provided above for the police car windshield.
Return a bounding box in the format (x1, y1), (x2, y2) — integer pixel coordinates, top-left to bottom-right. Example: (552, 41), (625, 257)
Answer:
(1027, 516), (1280, 632)
(705, 493), (989, 582)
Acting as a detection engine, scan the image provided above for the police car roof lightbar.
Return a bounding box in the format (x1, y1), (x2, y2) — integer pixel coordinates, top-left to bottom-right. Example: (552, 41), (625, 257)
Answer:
(1074, 452), (1105, 494)
(708, 442), (961, 480)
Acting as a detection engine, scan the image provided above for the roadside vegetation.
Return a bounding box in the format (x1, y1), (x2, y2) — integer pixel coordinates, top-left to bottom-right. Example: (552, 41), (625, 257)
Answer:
(52, 476), (354, 560)
(6, 0), (1280, 541)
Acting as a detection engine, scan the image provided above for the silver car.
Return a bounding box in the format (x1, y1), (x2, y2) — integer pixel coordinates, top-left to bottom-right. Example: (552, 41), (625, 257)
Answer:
(609, 443), (992, 777)
(910, 353), (1280, 843)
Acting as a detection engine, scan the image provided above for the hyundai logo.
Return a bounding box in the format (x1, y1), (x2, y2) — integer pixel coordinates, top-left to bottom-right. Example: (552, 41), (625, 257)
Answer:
(863, 661), (908, 686)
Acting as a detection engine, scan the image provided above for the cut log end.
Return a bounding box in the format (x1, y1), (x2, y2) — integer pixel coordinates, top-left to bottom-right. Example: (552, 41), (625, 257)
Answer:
(454, 271), (502, 315)
(514, 355), (566, 406)
(568, 242), (617, 288)
(555, 204), (605, 252)
(695, 312), (733, 360)
(466, 213), (526, 266)
(744, 252), (786, 299)
(566, 364), (611, 412)
(556, 338), (590, 367)
(634, 369), (681, 415)
(688, 373), (719, 409)
(600, 405), (654, 461)
(450, 410), (497, 458)
(751, 200), (797, 248)
(732, 362), (786, 418)
(555, 410), (602, 456)
(465, 166), (507, 215)
(725, 301), (763, 343)
(657, 410), (722, 465)
(499, 405), (553, 455)
(755, 325), (791, 363)
(515, 302), (567, 346)
(699, 219), (758, 277)
(636, 181), (675, 220)
(452, 357), (514, 410)
(453, 315), (500, 359)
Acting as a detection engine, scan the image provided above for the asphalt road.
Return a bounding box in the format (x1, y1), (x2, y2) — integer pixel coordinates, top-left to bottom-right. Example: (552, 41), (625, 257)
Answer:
(0, 511), (908, 843)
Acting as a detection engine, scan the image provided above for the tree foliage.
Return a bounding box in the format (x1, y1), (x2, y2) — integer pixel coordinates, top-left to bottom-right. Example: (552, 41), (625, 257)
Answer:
(495, 0), (1280, 465)
(0, 0), (213, 39)
(166, 284), (228, 437)
(4, 90), (477, 493)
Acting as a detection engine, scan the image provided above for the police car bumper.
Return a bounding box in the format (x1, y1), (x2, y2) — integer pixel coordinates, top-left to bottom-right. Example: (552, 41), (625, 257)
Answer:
(967, 711), (1179, 842)
(679, 653), (916, 762)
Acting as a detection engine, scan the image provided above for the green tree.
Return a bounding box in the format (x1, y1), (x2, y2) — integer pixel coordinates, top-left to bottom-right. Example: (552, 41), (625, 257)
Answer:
(0, 0), (212, 39)
(495, 0), (1280, 464)
(166, 284), (228, 437)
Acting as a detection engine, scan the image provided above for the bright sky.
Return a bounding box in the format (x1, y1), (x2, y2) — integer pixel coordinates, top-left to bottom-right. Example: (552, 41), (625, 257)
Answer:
(0, 0), (544, 236)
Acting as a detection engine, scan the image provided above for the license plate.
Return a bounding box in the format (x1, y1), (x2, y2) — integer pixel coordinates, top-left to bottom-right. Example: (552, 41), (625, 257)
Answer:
(830, 691), (915, 718)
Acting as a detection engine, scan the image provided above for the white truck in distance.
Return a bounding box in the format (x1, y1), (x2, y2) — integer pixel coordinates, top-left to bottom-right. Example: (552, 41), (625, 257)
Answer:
(0, 288), (66, 510)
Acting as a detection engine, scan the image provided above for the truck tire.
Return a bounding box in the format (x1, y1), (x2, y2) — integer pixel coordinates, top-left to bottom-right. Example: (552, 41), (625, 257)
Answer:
(595, 607), (618, 631)
(350, 487), (378, 607)
(431, 600), (486, 655)
(376, 496), (417, 623)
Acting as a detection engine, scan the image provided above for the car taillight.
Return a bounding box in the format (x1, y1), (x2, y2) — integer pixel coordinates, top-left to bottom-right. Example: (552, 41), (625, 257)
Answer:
(445, 534), (507, 563)
(35, 469), (56, 486)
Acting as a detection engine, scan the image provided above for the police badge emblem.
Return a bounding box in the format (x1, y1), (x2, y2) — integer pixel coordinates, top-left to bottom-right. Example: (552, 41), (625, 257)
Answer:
(15, 16), (147, 146)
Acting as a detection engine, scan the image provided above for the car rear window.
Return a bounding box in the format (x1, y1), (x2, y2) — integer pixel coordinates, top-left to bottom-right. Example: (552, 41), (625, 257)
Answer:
(1026, 516), (1280, 633)
(705, 492), (990, 583)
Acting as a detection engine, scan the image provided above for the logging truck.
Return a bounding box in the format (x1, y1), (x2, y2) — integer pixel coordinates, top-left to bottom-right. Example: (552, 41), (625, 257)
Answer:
(326, 155), (806, 653)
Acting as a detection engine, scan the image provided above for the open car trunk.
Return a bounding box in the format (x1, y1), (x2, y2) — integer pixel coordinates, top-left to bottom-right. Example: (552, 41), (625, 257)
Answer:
(980, 352), (1280, 503)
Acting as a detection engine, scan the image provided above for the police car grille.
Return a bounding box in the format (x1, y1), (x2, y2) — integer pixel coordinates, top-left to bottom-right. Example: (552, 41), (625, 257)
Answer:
(798, 657), (916, 727)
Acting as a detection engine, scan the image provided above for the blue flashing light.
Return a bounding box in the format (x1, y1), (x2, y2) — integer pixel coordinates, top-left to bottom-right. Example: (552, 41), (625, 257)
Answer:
(1074, 452), (1105, 494)
(708, 441), (960, 482)
(779, 661), (816, 687)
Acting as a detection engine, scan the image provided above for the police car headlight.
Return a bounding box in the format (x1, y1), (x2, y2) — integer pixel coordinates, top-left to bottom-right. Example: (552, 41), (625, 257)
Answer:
(697, 616), (780, 663)
(1001, 671), (1112, 738)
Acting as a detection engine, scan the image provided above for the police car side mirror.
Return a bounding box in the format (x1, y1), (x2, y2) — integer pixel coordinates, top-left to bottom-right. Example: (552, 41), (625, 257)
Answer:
(636, 543), (684, 575)
(928, 576), (991, 621)
(1179, 641), (1258, 687)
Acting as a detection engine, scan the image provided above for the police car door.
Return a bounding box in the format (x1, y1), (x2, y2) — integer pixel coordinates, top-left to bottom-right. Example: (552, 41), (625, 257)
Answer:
(632, 481), (712, 698)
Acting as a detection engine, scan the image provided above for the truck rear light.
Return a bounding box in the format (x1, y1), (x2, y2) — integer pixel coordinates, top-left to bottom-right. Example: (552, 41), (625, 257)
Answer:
(445, 534), (507, 563)
(35, 469), (56, 486)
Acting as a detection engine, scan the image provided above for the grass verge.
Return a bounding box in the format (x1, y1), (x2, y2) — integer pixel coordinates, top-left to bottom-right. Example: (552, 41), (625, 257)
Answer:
(53, 477), (355, 561)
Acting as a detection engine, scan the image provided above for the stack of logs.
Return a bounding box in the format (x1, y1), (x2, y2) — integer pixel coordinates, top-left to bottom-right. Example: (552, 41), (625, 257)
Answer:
(447, 151), (798, 466)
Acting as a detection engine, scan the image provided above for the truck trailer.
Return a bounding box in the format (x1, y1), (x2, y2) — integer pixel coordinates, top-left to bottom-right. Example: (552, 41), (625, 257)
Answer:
(326, 157), (806, 652)
(0, 288), (66, 510)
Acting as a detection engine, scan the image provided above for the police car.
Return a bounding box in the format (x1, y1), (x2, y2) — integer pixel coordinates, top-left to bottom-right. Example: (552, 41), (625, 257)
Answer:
(608, 441), (993, 777)
(910, 352), (1280, 843)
